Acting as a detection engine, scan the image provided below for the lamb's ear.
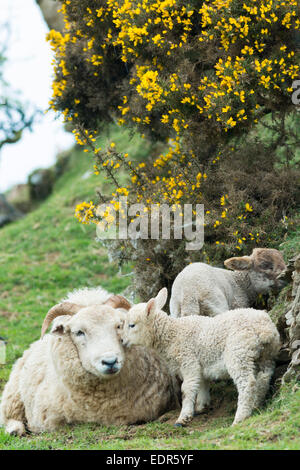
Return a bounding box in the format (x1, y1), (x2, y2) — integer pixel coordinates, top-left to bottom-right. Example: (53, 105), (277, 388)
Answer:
(224, 256), (253, 271)
(155, 288), (168, 311)
(50, 315), (72, 336)
(146, 288), (168, 316)
(146, 298), (156, 316)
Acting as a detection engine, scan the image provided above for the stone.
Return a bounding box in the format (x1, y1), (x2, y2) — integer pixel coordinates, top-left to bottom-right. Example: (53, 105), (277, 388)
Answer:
(0, 194), (23, 228)
(28, 168), (54, 201)
(282, 254), (300, 383)
(6, 184), (32, 213)
(35, 0), (64, 32)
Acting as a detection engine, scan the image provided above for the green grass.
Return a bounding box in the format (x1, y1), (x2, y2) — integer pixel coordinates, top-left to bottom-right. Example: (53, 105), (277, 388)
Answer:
(0, 125), (299, 450)
(279, 224), (300, 260)
(0, 125), (145, 384)
(0, 383), (299, 450)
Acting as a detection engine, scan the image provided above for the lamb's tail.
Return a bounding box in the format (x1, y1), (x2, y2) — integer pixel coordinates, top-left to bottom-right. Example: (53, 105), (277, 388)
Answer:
(252, 315), (281, 407)
(257, 314), (281, 360)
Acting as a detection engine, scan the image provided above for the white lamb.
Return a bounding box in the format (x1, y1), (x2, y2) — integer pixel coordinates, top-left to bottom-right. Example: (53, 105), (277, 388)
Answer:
(120, 288), (281, 427)
(170, 248), (286, 318)
(0, 287), (178, 436)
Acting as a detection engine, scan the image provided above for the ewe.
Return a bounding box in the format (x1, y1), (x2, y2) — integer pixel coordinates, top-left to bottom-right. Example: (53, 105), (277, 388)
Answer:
(170, 248), (286, 318)
(120, 288), (280, 427)
(0, 287), (178, 436)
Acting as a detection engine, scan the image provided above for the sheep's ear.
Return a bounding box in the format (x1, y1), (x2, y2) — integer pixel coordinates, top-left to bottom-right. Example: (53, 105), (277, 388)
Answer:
(224, 256), (253, 271)
(155, 288), (168, 311)
(50, 315), (71, 336)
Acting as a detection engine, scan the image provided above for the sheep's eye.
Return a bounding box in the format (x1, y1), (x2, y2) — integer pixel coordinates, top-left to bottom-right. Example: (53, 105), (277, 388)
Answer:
(75, 330), (85, 337)
(128, 324), (135, 329)
(116, 324), (121, 329)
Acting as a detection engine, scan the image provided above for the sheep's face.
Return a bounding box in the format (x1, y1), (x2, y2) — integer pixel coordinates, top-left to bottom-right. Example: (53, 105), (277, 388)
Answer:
(51, 306), (125, 379)
(120, 304), (152, 349)
(224, 248), (286, 293)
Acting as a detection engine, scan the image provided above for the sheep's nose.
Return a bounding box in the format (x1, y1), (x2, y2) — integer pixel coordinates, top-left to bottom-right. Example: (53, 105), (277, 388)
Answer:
(101, 357), (118, 367)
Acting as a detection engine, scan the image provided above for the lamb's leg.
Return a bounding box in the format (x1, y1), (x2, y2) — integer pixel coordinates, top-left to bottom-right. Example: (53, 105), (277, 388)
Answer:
(227, 359), (257, 425)
(1, 358), (26, 436)
(232, 376), (257, 425)
(195, 380), (210, 414)
(181, 296), (200, 317)
(253, 359), (275, 408)
(175, 366), (201, 426)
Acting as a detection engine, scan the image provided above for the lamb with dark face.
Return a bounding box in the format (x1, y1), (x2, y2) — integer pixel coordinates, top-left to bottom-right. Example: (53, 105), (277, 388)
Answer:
(170, 248), (286, 318)
(0, 287), (178, 436)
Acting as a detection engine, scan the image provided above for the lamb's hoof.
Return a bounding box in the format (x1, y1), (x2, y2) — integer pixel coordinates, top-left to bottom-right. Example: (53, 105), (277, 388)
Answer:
(174, 422), (183, 427)
(232, 417), (245, 426)
(194, 408), (205, 416)
(174, 415), (192, 427)
(6, 420), (26, 437)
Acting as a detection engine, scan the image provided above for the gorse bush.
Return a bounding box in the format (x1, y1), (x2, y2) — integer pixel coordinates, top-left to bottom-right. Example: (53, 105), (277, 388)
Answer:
(48, 0), (300, 299)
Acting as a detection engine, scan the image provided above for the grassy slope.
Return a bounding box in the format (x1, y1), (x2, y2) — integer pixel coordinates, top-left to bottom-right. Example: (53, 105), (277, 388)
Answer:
(0, 125), (299, 450)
